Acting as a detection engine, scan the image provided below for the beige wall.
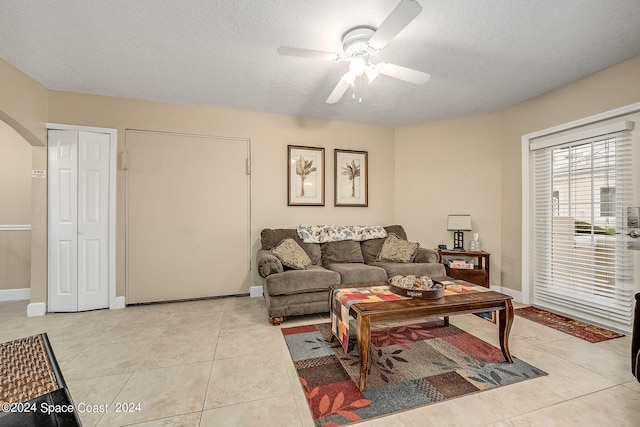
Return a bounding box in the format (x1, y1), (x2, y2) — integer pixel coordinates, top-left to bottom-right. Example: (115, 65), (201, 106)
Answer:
(0, 121), (32, 222)
(0, 57), (49, 301)
(0, 120), (32, 290)
(394, 113), (503, 284)
(47, 92), (396, 297)
(0, 58), (48, 146)
(1, 53), (638, 306)
(394, 55), (640, 293)
(499, 55), (640, 293)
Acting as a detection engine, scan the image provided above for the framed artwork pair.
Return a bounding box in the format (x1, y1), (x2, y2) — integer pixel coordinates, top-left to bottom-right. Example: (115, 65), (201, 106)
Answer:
(287, 145), (368, 207)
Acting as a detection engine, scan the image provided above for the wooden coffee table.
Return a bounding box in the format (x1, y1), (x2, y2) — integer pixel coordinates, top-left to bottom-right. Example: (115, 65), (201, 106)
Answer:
(330, 278), (514, 391)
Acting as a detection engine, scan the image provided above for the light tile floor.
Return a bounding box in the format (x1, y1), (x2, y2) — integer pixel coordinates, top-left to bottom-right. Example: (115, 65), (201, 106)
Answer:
(1, 297), (639, 426)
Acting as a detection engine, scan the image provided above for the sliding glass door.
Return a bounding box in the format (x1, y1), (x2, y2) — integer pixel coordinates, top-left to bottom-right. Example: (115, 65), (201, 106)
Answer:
(529, 120), (638, 333)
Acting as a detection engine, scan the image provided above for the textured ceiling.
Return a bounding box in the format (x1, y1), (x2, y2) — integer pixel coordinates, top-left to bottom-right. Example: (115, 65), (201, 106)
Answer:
(1, 0), (639, 128)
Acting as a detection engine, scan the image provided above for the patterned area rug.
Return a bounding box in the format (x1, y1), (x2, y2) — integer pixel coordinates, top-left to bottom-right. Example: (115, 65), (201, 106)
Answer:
(283, 321), (546, 426)
(514, 306), (624, 343)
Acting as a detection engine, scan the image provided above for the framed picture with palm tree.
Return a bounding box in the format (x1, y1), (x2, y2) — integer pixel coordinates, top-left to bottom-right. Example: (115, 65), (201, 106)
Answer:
(335, 149), (368, 207)
(288, 145), (325, 206)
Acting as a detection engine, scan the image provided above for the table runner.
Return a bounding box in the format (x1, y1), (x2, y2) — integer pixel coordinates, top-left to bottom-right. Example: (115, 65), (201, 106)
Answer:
(331, 286), (408, 352)
(439, 279), (489, 295)
(330, 281), (488, 352)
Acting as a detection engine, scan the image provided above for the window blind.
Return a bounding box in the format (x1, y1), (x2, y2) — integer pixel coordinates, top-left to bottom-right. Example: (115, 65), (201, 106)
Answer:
(530, 125), (635, 333)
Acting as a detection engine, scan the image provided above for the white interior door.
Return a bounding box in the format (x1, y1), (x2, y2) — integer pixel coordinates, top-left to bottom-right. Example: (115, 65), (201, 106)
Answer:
(126, 130), (250, 304)
(48, 130), (110, 312)
(48, 130), (78, 311)
(77, 132), (110, 310)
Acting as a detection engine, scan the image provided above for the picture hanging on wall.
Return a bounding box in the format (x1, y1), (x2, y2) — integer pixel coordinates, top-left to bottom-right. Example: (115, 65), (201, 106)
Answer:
(335, 149), (368, 207)
(288, 145), (325, 206)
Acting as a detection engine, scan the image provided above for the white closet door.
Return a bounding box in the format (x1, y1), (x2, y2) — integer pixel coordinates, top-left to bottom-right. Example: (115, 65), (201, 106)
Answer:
(77, 131), (110, 310)
(126, 131), (250, 304)
(48, 130), (79, 311)
(48, 130), (110, 312)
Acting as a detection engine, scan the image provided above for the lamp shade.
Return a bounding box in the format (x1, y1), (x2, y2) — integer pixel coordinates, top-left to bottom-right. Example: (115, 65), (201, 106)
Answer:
(447, 215), (472, 231)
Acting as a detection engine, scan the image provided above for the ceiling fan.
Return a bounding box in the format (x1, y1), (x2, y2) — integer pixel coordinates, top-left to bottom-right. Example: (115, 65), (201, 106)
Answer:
(277, 0), (430, 104)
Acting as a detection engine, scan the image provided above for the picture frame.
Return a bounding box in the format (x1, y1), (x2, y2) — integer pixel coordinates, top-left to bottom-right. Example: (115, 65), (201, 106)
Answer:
(288, 145), (325, 206)
(335, 149), (368, 207)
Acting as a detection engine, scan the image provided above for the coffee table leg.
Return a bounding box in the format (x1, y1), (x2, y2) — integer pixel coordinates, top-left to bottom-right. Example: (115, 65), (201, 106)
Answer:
(443, 316), (450, 326)
(498, 300), (514, 363)
(357, 314), (371, 391)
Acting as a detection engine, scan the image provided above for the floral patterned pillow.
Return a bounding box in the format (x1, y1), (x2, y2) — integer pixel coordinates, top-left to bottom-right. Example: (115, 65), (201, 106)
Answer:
(376, 233), (419, 263)
(271, 238), (312, 270)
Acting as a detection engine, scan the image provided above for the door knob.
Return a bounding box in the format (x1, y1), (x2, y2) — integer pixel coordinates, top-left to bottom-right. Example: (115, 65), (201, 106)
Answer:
(629, 230), (640, 238)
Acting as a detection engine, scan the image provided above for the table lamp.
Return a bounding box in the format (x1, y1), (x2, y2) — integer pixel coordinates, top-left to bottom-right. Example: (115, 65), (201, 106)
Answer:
(447, 214), (472, 250)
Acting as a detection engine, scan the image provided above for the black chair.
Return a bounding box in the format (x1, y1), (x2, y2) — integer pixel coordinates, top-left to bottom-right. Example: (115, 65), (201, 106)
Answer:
(633, 293), (640, 382)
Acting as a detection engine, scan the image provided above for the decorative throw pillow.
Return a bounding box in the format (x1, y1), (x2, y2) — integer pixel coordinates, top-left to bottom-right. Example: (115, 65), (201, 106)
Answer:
(377, 233), (419, 263)
(271, 238), (312, 270)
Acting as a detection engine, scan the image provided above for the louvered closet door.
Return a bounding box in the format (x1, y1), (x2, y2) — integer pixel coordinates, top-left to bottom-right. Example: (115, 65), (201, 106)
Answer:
(125, 130), (250, 304)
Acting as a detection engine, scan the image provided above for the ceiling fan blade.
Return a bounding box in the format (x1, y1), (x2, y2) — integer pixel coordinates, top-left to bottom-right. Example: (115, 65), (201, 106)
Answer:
(277, 46), (340, 61)
(368, 0), (422, 50)
(378, 63), (431, 84)
(326, 78), (350, 104)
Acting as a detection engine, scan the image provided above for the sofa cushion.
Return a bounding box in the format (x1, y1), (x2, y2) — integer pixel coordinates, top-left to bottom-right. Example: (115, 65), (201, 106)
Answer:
(325, 263), (388, 284)
(264, 265), (341, 296)
(360, 238), (384, 265)
(261, 228), (321, 265)
(321, 240), (364, 266)
(271, 238), (312, 270)
(413, 247), (439, 263)
(377, 233), (419, 263)
(370, 261), (446, 279)
(384, 225), (408, 240)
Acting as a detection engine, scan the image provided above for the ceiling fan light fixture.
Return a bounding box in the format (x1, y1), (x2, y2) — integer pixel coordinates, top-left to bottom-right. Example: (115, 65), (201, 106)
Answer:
(348, 57), (367, 76)
(343, 71), (356, 86)
(365, 63), (380, 83)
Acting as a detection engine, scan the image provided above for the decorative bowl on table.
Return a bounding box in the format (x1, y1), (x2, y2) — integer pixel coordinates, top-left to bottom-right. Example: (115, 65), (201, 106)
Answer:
(387, 275), (445, 299)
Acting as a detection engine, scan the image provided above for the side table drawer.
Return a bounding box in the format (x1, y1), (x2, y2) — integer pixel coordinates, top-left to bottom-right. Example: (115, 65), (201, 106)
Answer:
(444, 266), (488, 288)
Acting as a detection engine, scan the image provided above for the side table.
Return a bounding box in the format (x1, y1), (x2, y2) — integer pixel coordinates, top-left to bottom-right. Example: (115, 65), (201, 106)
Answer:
(438, 249), (490, 288)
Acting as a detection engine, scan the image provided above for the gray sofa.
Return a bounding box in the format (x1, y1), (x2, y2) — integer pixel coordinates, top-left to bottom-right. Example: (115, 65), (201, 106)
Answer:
(257, 225), (445, 325)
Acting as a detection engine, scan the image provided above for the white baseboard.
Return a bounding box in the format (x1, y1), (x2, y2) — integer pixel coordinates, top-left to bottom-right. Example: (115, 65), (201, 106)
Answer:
(27, 302), (46, 317)
(0, 288), (30, 302)
(250, 285), (263, 297)
(110, 296), (126, 309)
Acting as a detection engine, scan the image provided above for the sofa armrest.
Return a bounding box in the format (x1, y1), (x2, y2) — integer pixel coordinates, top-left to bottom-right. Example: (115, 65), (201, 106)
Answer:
(257, 249), (284, 278)
(413, 247), (439, 264)
(632, 293), (640, 380)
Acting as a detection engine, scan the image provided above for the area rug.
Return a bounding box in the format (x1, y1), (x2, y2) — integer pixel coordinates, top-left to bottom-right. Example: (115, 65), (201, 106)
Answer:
(282, 321), (546, 426)
(514, 306), (624, 343)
